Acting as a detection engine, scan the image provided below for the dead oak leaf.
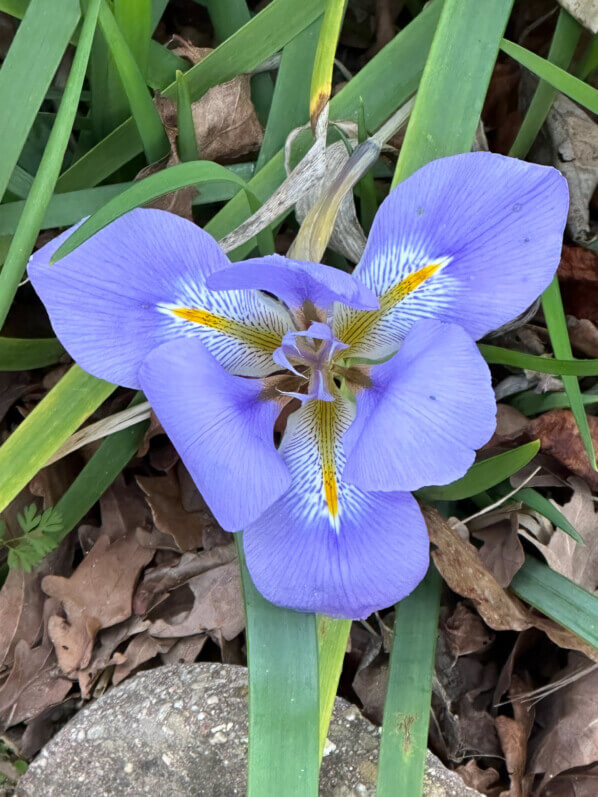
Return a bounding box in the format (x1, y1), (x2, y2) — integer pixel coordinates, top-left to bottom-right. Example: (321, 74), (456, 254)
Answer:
(42, 533), (153, 675)
(0, 640), (71, 729)
(424, 507), (598, 662)
(0, 568), (45, 672)
(530, 410), (598, 490)
(149, 561), (244, 641)
(137, 471), (207, 552)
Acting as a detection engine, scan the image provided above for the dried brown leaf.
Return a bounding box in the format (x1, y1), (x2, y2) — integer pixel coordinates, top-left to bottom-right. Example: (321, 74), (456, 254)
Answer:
(137, 470), (208, 552)
(443, 602), (495, 657)
(0, 568), (44, 672)
(0, 640), (71, 729)
(42, 534), (154, 674)
(495, 676), (535, 797)
(529, 654), (598, 787)
(530, 410), (598, 490)
(149, 561), (244, 641)
(456, 760), (502, 795)
(472, 513), (525, 588)
(112, 632), (174, 685)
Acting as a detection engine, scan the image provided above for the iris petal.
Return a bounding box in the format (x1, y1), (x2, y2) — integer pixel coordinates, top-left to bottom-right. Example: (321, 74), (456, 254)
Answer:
(244, 394), (429, 618)
(343, 319), (496, 492)
(28, 209), (292, 387)
(207, 254), (380, 312)
(139, 337), (290, 531)
(334, 152), (568, 358)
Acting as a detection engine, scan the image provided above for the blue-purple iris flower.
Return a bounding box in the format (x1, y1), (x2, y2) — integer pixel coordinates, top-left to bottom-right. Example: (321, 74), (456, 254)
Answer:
(28, 152), (568, 619)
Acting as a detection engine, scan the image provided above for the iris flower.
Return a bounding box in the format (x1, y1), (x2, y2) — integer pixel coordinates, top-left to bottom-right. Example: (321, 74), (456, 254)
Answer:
(29, 152), (567, 618)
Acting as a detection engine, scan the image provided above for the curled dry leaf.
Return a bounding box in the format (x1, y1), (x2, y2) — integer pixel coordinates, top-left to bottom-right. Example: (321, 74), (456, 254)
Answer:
(520, 477), (598, 592)
(134, 544), (236, 615)
(0, 568), (45, 672)
(160, 39), (263, 163)
(0, 640), (71, 729)
(42, 533), (154, 675)
(424, 506), (598, 662)
(530, 410), (598, 490)
(149, 561), (244, 642)
(443, 602), (495, 658)
(529, 654), (598, 790)
(456, 759), (501, 795)
(137, 470), (210, 552)
(495, 675), (535, 797)
(559, 245), (598, 324)
(471, 511), (526, 588)
(546, 94), (598, 245)
(483, 404), (530, 449)
(112, 633), (174, 686)
(567, 316), (598, 358)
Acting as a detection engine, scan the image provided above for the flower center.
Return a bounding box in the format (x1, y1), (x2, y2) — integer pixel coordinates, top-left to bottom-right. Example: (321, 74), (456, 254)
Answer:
(272, 321), (348, 403)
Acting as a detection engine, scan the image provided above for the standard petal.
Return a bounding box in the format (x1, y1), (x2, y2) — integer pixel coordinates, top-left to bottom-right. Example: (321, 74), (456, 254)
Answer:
(334, 152), (568, 358)
(207, 254), (380, 312)
(343, 319), (496, 492)
(28, 209), (292, 388)
(139, 337), (290, 531)
(243, 395), (429, 618)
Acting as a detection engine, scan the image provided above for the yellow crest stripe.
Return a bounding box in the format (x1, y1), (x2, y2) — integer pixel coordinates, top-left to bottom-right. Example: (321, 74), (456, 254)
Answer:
(315, 400), (339, 521)
(171, 307), (282, 352)
(336, 261), (442, 351)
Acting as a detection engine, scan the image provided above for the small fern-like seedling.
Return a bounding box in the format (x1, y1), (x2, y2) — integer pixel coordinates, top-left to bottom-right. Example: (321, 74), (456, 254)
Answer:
(0, 504), (63, 571)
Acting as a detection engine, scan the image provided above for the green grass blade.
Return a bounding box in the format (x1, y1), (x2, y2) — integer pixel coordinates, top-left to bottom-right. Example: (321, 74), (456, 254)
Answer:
(513, 487), (584, 543)
(0, 0), (100, 329)
(0, 337), (64, 370)
(51, 161), (252, 262)
(236, 538), (319, 797)
(175, 70), (199, 162)
(543, 277), (597, 469)
(501, 37), (598, 114)
(509, 389), (598, 416)
(392, 0), (513, 186)
(418, 440), (540, 503)
(0, 166), (255, 235)
(509, 9), (581, 159)
(0, 366), (114, 514)
(510, 556), (598, 649)
(255, 17), (322, 171)
(309, 0), (346, 125)
(7, 165), (33, 199)
(479, 344), (598, 375)
(54, 392), (148, 536)
(115, 0), (151, 79)
(377, 567), (442, 797)
(317, 616), (351, 756)
(97, 0), (168, 163)
(576, 32), (598, 80)
(89, 14), (128, 140)
(0, 0), (79, 202)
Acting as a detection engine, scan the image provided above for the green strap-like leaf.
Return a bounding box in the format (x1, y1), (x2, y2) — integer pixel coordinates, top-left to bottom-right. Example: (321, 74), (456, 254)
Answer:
(236, 538), (319, 797)
(418, 441), (540, 502)
(0, 0), (79, 203)
(0, 337), (64, 371)
(510, 557), (598, 649)
(480, 344), (598, 376)
(0, 0), (100, 328)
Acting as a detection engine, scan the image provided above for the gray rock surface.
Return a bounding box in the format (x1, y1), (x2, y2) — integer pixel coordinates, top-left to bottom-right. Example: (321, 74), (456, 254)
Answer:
(17, 663), (481, 796)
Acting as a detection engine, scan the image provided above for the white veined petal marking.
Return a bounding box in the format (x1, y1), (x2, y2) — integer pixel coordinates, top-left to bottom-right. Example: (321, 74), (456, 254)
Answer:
(279, 394), (356, 533)
(333, 257), (452, 356)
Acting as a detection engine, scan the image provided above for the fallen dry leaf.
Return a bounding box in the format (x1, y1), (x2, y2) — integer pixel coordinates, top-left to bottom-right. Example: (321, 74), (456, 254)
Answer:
(0, 568), (44, 672)
(42, 533), (154, 674)
(149, 561), (244, 641)
(443, 602), (495, 657)
(519, 477), (598, 592)
(529, 654), (598, 790)
(425, 507), (598, 662)
(160, 634), (207, 666)
(137, 470), (208, 552)
(567, 316), (598, 358)
(159, 39), (262, 163)
(456, 760), (502, 795)
(471, 511), (525, 588)
(546, 94), (598, 245)
(559, 245), (598, 324)
(134, 544), (236, 615)
(112, 632), (174, 685)
(495, 675), (535, 797)
(483, 404), (530, 449)
(530, 410), (598, 490)
(0, 640), (71, 729)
